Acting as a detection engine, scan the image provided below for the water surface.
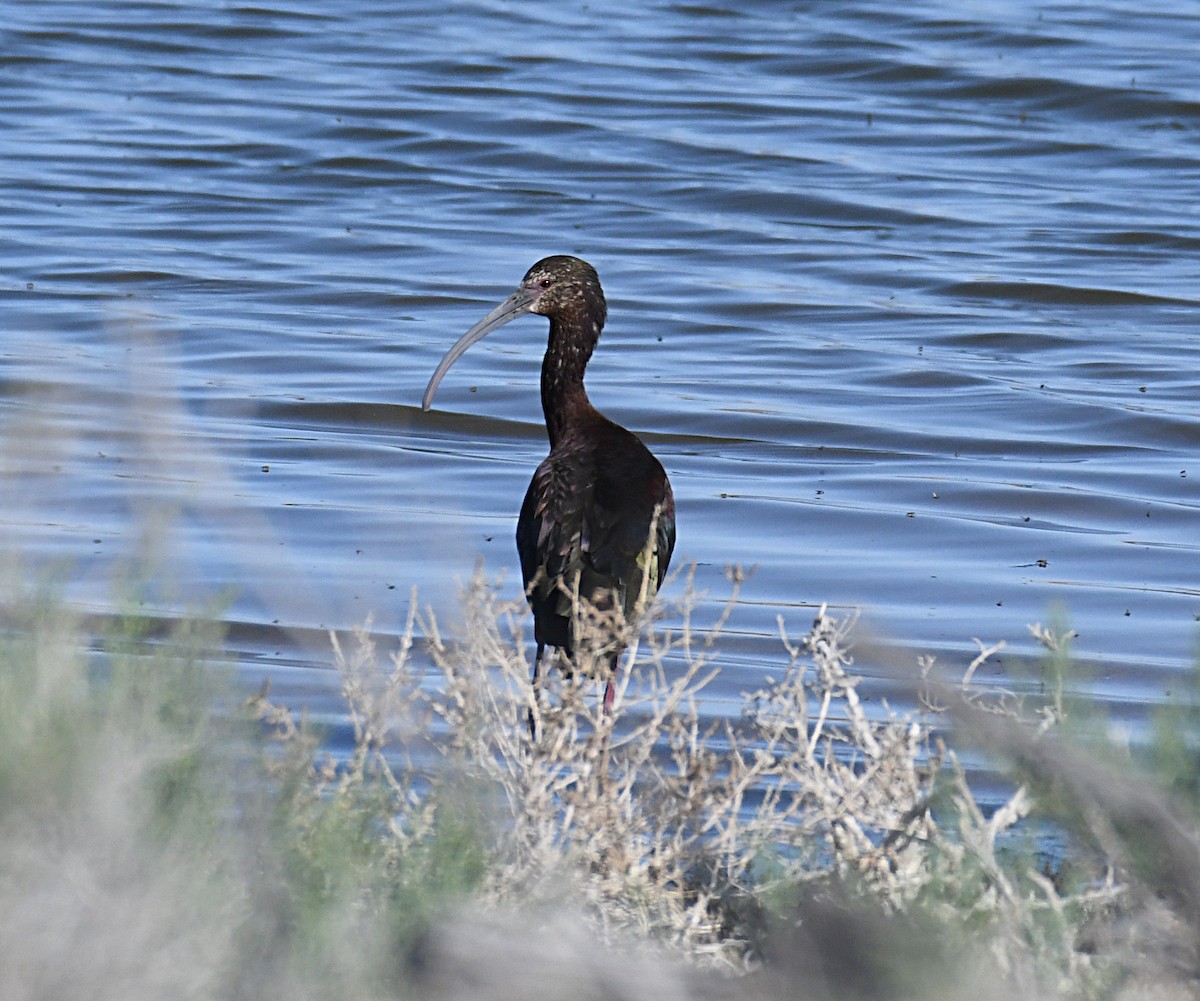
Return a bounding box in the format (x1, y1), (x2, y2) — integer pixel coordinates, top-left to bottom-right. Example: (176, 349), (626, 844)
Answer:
(2, 2), (1198, 748)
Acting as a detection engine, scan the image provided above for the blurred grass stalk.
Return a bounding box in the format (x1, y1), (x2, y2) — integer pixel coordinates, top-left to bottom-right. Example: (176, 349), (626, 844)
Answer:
(2, 563), (1199, 1001)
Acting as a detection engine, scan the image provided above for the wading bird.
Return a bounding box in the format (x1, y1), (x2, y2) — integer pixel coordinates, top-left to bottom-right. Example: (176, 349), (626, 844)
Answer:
(422, 256), (675, 735)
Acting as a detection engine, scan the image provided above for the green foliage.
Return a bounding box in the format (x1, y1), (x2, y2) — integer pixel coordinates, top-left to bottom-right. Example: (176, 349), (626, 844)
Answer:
(0, 586), (251, 1000)
(1145, 657), (1200, 812)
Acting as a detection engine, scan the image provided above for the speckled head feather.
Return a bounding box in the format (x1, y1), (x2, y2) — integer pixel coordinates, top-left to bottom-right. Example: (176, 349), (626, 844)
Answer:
(523, 255), (607, 335)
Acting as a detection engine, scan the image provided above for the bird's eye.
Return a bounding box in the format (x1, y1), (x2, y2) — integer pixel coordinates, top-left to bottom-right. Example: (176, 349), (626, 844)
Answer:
(538, 277), (553, 289)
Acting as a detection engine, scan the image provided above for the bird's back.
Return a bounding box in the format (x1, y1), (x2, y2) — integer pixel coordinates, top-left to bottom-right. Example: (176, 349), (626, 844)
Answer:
(517, 411), (674, 657)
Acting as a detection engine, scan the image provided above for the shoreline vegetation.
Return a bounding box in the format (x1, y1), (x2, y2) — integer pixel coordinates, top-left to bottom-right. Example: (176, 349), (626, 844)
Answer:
(2, 566), (1198, 1000)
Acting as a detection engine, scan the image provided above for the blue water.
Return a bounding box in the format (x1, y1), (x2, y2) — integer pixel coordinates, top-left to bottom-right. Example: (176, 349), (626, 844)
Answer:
(2, 2), (1198, 741)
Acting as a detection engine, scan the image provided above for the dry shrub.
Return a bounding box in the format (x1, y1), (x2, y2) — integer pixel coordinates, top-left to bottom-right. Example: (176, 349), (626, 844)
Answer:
(427, 567), (949, 959)
(247, 570), (1200, 999)
(250, 569), (1030, 970)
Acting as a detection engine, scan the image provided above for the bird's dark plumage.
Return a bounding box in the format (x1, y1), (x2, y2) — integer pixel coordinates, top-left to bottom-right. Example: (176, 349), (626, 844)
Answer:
(422, 256), (676, 731)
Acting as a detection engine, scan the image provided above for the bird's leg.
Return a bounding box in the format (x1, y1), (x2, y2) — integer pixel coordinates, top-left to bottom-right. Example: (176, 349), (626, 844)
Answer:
(527, 642), (544, 741)
(601, 649), (620, 718)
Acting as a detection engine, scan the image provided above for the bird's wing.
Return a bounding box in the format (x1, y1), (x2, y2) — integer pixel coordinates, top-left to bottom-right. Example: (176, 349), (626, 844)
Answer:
(584, 446), (675, 618)
(517, 452), (593, 632)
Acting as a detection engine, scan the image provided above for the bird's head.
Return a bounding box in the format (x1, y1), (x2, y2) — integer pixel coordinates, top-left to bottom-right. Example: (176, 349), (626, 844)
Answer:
(521, 256), (607, 329)
(422, 255), (607, 412)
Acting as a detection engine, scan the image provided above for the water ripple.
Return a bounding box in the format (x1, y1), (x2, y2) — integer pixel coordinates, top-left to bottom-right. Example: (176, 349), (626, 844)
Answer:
(1, 0), (1198, 741)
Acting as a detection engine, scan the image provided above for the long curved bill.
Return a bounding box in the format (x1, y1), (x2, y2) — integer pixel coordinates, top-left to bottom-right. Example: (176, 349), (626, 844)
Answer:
(421, 285), (539, 411)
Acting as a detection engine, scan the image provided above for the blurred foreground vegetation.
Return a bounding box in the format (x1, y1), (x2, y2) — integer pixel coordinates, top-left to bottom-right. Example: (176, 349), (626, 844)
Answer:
(2, 569), (1199, 1001)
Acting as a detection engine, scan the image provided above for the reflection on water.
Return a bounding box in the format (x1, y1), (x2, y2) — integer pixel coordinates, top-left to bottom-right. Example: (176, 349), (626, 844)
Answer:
(1, 2), (1197, 745)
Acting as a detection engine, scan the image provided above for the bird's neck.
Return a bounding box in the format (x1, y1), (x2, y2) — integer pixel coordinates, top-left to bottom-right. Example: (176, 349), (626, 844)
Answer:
(541, 316), (598, 445)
